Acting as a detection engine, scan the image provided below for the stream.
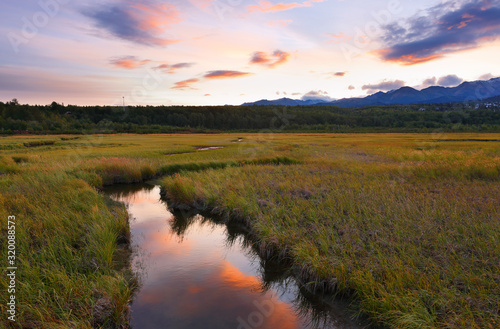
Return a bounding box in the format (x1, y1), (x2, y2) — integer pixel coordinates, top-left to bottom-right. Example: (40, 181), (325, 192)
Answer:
(105, 183), (363, 329)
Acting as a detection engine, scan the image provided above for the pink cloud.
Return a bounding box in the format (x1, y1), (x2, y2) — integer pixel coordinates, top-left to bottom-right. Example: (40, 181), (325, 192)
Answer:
(248, 0), (325, 13)
(130, 2), (181, 33)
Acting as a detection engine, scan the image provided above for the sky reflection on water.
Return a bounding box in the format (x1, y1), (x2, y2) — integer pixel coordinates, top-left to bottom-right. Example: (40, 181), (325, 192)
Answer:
(106, 184), (362, 329)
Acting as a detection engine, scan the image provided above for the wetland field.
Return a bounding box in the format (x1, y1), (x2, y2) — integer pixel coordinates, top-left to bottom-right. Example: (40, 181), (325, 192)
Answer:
(0, 133), (499, 328)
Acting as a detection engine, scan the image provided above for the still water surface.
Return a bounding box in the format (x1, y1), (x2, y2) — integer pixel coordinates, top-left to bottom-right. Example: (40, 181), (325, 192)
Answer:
(105, 184), (363, 329)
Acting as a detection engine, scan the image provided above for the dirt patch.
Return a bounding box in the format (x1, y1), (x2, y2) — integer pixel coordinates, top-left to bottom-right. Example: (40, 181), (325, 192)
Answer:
(92, 296), (114, 328)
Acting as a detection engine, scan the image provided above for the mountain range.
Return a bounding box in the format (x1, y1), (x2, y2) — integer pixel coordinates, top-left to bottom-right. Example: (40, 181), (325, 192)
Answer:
(242, 77), (500, 107)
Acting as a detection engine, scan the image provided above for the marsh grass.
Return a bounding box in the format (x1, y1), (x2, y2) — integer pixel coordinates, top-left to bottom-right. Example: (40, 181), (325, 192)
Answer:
(0, 156), (20, 175)
(23, 140), (57, 148)
(159, 133), (500, 329)
(162, 165), (499, 328)
(11, 155), (30, 164)
(1, 132), (499, 328)
(158, 156), (299, 176)
(0, 171), (134, 328)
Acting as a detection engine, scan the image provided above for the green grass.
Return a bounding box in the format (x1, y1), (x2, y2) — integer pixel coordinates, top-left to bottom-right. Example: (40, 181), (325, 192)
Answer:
(0, 132), (499, 328)
(0, 171), (134, 328)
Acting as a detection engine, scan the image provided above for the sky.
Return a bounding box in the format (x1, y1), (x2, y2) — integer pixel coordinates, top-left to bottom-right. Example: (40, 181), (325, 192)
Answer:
(0, 0), (499, 106)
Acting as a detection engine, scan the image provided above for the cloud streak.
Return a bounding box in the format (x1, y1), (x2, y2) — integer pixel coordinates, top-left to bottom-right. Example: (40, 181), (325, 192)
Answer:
(0, 66), (125, 104)
(247, 0), (325, 13)
(83, 1), (181, 46)
(362, 80), (405, 93)
(153, 62), (194, 73)
(377, 0), (500, 65)
(203, 70), (252, 79)
(109, 56), (193, 74)
(172, 78), (199, 90)
(110, 56), (151, 69)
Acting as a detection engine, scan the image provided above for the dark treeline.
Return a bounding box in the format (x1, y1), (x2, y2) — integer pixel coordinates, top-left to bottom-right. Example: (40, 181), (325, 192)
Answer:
(1, 99), (499, 134)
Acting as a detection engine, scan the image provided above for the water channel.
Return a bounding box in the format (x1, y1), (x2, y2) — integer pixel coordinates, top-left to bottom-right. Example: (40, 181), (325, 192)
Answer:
(105, 183), (364, 329)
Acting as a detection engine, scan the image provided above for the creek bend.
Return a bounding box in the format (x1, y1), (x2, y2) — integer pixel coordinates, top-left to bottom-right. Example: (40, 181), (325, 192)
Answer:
(104, 183), (363, 329)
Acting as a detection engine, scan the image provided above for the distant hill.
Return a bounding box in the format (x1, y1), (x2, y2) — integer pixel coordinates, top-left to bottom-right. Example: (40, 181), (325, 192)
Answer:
(242, 97), (328, 106)
(243, 77), (500, 107)
(483, 94), (500, 103)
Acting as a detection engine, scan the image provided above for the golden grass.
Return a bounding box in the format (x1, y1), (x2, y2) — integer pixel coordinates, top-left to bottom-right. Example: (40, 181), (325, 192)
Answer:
(0, 132), (499, 328)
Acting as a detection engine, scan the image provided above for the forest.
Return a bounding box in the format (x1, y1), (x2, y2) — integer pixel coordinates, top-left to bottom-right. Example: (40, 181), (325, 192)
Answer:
(1, 99), (499, 134)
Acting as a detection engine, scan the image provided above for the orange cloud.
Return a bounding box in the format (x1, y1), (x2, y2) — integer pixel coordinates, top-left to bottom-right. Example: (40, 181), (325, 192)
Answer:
(110, 56), (150, 69)
(172, 70), (252, 91)
(204, 70), (252, 79)
(250, 50), (290, 68)
(172, 78), (199, 89)
(388, 54), (444, 65)
(250, 52), (269, 65)
(373, 49), (444, 66)
(248, 0), (325, 13)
